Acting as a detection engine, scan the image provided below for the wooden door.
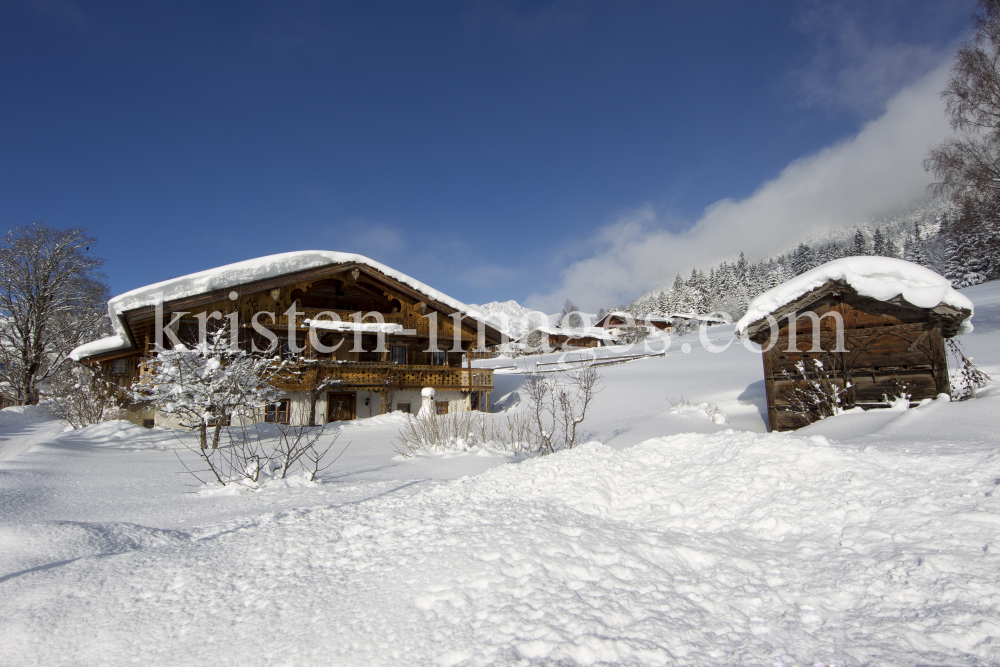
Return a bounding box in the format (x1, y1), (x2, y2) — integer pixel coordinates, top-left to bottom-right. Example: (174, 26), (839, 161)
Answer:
(327, 392), (356, 422)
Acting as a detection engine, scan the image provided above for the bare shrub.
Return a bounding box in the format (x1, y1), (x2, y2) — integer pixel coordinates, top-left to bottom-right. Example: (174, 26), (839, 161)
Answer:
(393, 409), (534, 458)
(704, 404), (728, 424)
(782, 358), (847, 421)
(668, 396), (690, 410)
(668, 396), (727, 424)
(947, 338), (992, 400)
(178, 419), (347, 489)
(394, 365), (602, 457)
(47, 365), (129, 429)
(523, 366), (601, 454)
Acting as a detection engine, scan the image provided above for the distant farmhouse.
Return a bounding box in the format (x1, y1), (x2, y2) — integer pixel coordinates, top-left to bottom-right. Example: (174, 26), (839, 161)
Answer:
(72, 252), (504, 427)
(594, 311), (730, 336)
(514, 324), (618, 351)
(736, 257), (974, 432)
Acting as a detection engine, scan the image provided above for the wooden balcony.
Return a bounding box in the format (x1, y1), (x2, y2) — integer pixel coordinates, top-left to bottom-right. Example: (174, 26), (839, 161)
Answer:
(274, 361), (493, 392)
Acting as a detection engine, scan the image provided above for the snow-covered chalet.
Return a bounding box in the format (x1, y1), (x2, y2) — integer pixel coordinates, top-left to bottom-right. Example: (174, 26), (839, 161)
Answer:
(71, 252), (504, 427)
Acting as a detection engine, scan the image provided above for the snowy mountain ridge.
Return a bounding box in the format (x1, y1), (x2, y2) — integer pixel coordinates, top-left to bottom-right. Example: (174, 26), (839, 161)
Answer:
(470, 300), (554, 338)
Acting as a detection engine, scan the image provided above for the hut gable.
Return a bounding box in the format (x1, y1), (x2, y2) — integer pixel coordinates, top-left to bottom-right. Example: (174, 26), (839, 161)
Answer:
(735, 258), (974, 433)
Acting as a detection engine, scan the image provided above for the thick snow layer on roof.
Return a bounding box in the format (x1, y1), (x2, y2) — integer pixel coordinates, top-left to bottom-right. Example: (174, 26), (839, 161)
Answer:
(68, 335), (129, 362)
(519, 325), (618, 341)
(605, 311), (730, 324)
(304, 319), (405, 334)
(735, 257), (975, 335)
(97, 251), (485, 345)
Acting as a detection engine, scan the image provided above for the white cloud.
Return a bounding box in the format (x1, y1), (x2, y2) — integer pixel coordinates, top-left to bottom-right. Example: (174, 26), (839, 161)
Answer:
(526, 59), (955, 312)
(789, 0), (967, 115)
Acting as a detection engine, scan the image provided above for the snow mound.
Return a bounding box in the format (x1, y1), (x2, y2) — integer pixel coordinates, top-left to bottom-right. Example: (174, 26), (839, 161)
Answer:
(736, 257), (975, 335)
(0, 521), (191, 579)
(0, 405), (54, 426)
(4, 429), (999, 665)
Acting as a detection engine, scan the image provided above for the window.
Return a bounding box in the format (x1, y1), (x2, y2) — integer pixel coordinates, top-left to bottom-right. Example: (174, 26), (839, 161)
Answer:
(436, 401), (449, 415)
(396, 402), (410, 414)
(392, 346), (407, 365)
(111, 359), (128, 375)
(207, 415), (231, 427)
(265, 399), (290, 424)
(431, 350), (447, 366)
(143, 419), (155, 429)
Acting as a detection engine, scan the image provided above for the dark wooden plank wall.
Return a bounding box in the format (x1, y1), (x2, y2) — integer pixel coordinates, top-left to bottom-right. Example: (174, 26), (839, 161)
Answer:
(761, 293), (951, 432)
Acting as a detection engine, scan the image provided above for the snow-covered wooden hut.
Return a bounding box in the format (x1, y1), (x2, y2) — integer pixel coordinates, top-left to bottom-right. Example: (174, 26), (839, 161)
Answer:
(595, 311), (674, 333)
(735, 257), (974, 432)
(515, 325), (617, 351)
(71, 251), (504, 427)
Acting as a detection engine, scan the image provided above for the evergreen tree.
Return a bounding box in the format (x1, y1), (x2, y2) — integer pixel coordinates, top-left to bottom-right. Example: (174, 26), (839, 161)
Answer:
(872, 228), (886, 256)
(851, 229), (868, 256)
(906, 221), (928, 266)
(791, 243), (815, 275)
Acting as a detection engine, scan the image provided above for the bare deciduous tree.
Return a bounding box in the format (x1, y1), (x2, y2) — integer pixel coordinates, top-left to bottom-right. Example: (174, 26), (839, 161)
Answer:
(926, 1), (1000, 200)
(0, 223), (110, 405)
(560, 299), (583, 328)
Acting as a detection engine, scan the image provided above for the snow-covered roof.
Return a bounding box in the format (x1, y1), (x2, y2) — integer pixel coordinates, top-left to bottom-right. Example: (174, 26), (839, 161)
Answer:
(518, 325), (618, 342)
(669, 312), (731, 323)
(73, 251), (489, 361)
(68, 335), (129, 362)
(735, 257), (975, 336)
(304, 319), (405, 334)
(601, 311), (729, 325)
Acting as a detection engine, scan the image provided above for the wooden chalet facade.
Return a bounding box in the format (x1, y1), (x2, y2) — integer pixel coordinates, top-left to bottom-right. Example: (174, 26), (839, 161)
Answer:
(74, 255), (503, 427)
(741, 278), (971, 433)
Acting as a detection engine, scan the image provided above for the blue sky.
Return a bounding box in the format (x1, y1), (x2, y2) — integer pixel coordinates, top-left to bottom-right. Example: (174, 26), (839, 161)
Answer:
(0, 0), (975, 311)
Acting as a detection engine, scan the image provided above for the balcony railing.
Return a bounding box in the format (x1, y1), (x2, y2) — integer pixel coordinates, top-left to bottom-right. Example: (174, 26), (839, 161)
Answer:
(274, 361), (493, 392)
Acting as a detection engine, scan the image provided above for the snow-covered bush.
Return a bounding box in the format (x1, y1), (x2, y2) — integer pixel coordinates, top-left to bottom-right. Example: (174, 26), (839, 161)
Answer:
(393, 409), (533, 457)
(668, 396), (728, 424)
(47, 365), (128, 429)
(617, 325), (649, 345)
(781, 358), (847, 422)
(134, 320), (285, 450)
(947, 338), (991, 401)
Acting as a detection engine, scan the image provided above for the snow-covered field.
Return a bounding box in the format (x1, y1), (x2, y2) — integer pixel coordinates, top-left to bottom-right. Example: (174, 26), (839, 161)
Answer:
(1, 283), (999, 666)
